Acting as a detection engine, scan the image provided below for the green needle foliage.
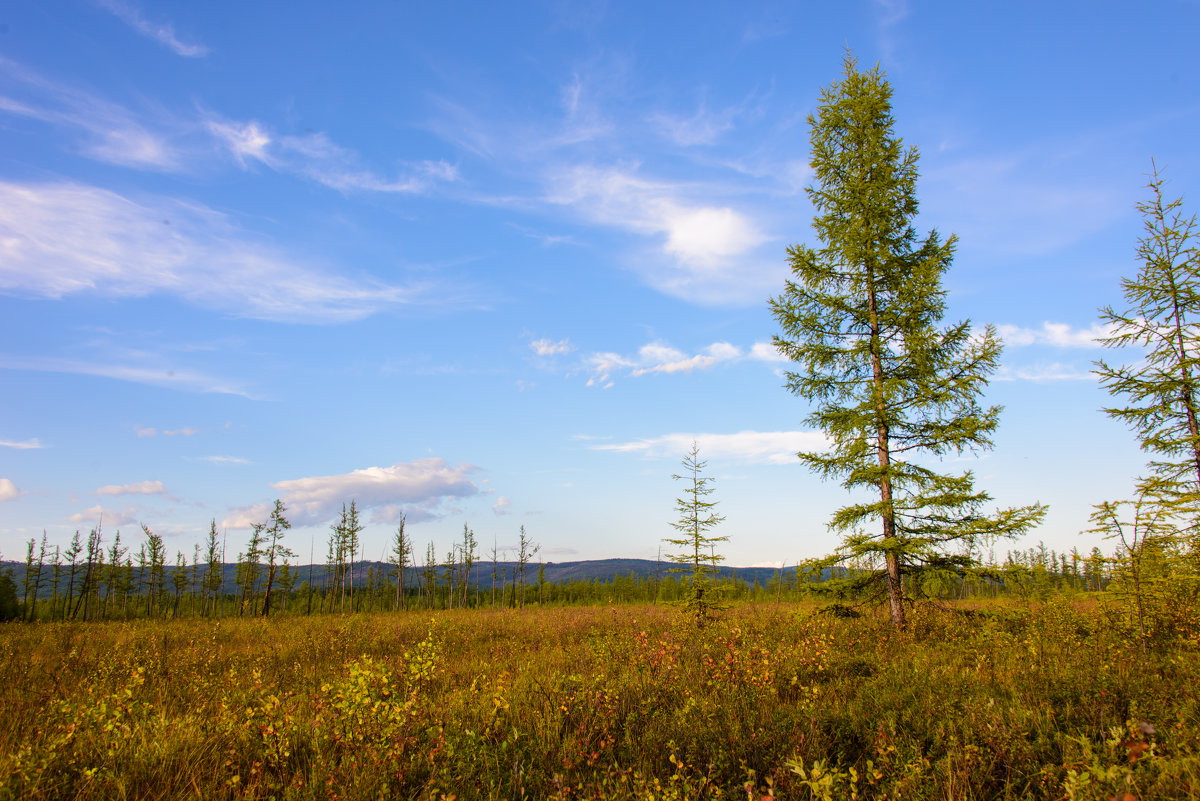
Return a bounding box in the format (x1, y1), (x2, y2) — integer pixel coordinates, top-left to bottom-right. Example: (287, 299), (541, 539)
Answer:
(1091, 168), (1200, 640)
(769, 54), (1045, 629)
(1096, 165), (1200, 496)
(664, 441), (727, 625)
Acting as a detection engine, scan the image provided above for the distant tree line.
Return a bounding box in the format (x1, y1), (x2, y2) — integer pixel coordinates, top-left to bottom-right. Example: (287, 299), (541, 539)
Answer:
(0, 517), (1145, 623)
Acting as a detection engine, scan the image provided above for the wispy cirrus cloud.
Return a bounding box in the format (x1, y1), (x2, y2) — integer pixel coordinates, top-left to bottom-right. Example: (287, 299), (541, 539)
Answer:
(223, 458), (482, 529)
(591, 430), (828, 465)
(96, 480), (166, 496)
(648, 87), (765, 148)
(998, 321), (1114, 348)
(93, 0), (208, 58)
(0, 58), (180, 170)
(425, 65), (800, 306)
(650, 102), (740, 147)
(0, 438), (43, 449)
(134, 426), (198, 438)
(0, 355), (256, 398)
(924, 152), (1126, 257)
(196, 455), (250, 465)
(205, 116), (460, 194)
(0, 181), (439, 323)
(994, 363), (1095, 382)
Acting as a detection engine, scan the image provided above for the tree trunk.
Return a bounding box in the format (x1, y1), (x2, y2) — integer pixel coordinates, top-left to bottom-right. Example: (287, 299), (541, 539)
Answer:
(867, 264), (905, 629)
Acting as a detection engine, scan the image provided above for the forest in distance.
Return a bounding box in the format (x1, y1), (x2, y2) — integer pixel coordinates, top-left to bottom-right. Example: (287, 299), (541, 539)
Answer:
(3, 54), (1200, 800)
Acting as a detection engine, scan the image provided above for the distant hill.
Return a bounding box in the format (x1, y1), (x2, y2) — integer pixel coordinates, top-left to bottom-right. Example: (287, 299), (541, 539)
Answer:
(1, 557), (795, 599)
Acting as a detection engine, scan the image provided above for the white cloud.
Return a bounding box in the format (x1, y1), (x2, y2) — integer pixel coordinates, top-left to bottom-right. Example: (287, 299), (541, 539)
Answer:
(94, 0), (209, 57)
(493, 496), (512, 516)
(585, 351), (633, 387)
(749, 341), (789, 363)
(220, 503), (272, 530)
(224, 458), (482, 528)
(585, 341), (742, 385)
(96, 480), (166, 496)
(0, 181), (434, 323)
(0, 478), (19, 502)
(998, 322), (1114, 348)
(0, 438), (43, 449)
(135, 427), (157, 438)
(197, 455), (250, 465)
(531, 338), (573, 357)
(67, 505), (138, 526)
(545, 165), (773, 303)
(630, 342), (741, 376)
(995, 363), (1096, 382)
(592, 430), (828, 465)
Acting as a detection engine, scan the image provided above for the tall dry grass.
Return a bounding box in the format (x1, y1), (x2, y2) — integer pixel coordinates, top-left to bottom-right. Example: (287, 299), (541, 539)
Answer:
(1, 599), (1197, 799)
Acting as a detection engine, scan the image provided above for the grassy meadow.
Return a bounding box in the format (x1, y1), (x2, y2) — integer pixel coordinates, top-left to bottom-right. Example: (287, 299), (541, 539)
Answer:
(2, 598), (1199, 800)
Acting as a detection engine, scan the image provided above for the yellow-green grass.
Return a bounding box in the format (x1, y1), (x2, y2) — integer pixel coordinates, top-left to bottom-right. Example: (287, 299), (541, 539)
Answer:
(1, 600), (1198, 800)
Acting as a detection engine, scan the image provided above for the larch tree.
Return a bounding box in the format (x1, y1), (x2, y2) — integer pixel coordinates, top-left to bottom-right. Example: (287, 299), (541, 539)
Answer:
(489, 535), (500, 610)
(260, 499), (293, 617)
(422, 541), (438, 610)
(203, 520), (222, 616)
(516, 526), (538, 609)
(172, 551), (188, 618)
(277, 559), (295, 613)
(328, 501), (364, 612)
(769, 54), (1046, 629)
(21, 539), (35, 619)
(25, 533), (46, 622)
(71, 526), (102, 621)
(663, 441), (727, 625)
(443, 546), (458, 610)
(49, 546), (61, 620)
(460, 524), (477, 608)
(1095, 166), (1200, 497)
(238, 523), (265, 616)
(1092, 167), (1200, 627)
(62, 531), (82, 621)
(388, 515), (411, 611)
(141, 525), (167, 618)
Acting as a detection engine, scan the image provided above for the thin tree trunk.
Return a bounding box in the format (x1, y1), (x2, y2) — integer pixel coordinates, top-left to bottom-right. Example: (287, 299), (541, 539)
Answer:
(866, 264), (905, 629)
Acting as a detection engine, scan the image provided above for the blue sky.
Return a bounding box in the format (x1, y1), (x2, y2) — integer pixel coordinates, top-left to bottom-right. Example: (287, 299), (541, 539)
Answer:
(1, 1), (1198, 568)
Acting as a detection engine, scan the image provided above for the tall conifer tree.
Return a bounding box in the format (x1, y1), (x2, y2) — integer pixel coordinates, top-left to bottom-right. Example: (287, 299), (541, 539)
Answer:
(769, 54), (1045, 628)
